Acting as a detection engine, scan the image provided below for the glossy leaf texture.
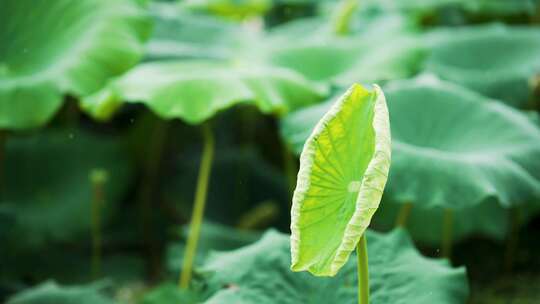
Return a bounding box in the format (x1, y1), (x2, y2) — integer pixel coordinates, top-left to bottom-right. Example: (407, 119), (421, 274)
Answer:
(290, 84), (391, 276)
(146, 2), (257, 61)
(0, 0), (151, 130)
(0, 130), (133, 250)
(6, 281), (115, 304)
(200, 230), (468, 304)
(424, 24), (540, 108)
(81, 61), (326, 123)
(281, 77), (540, 243)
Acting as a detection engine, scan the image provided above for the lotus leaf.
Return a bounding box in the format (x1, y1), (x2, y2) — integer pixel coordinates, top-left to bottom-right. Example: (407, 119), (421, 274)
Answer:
(81, 61), (326, 123)
(0, 0), (151, 129)
(290, 84), (391, 276)
(200, 230), (468, 304)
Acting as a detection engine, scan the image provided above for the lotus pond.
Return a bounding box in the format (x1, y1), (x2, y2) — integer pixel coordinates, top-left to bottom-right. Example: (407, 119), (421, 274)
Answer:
(1, 0), (540, 303)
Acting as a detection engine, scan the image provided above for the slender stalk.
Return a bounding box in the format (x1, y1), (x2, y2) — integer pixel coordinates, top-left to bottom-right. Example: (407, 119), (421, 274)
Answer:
(179, 123), (215, 289)
(441, 209), (454, 258)
(394, 202), (413, 228)
(138, 118), (168, 279)
(504, 207), (521, 272)
(90, 169), (108, 279)
(0, 130), (6, 201)
(334, 0), (359, 35)
(282, 145), (297, 199)
(356, 234), (369, 304)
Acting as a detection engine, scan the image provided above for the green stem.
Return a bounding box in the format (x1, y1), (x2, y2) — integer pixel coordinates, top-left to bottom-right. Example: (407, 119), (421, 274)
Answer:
(179, 123), (215, 289)
(282, 145), (297, 199)
(138, 119), (168, 279)
(441, 209), (453, 258)
(334, 0), (359, 35)
(0, 130), (6, 201)
(357, 234), (369, 304)
(504, 207), (521, 272)
(90, 169), (108, 279)
(394, 202), (413, 228)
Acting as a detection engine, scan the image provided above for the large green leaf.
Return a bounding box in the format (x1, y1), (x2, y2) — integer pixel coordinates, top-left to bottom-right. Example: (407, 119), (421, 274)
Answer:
(200, 230), (468, 304)
(290, 84), (391, 276)
(146, 2), (257, 61)
(0, 0), (151, 129)
(424, 25), (540, 108)
(0, 129), (133, 249)
(6, 281), (115, 304)
(376, 78), (540, 243)
(81, 61), (326, 123)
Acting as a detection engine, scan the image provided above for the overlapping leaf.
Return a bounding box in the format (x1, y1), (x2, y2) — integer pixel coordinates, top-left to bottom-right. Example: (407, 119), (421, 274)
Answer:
(200, 230), (468, 304)
(0, 0), (151, 129)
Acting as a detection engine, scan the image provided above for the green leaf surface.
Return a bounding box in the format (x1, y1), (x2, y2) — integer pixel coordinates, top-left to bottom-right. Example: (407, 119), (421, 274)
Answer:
(201, 230), (468, 304)
(290, 84), (391, 276)
(81, 61), (326, 123)
(6, 281), (115, 304)
(424, 25), (540, 107)
(281, 77), (540, 243)
(0, 129), (133, 249)
(0, 0), (151, 129)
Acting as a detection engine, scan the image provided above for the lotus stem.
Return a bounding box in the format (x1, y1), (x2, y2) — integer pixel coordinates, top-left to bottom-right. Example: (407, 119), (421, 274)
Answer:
(0, 130), (6, 199)
(138, 118), (168, 278)
(357, 233), (369, 304)
(282, 145), (297, 199)
(90, 168), (108, 279)
(179, 123), (215, 289)
(441, 209), (454, 258)
(394, 202), (413, 228)
(504, 207), (521, 272)
(334, 0), (359, 35)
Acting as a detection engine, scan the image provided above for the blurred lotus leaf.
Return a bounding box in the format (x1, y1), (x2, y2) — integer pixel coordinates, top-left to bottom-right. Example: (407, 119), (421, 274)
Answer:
(81, 61), (326, 122)
(425, 24), (540, 108)
(0, 0), (151, 129)
(6, 281), (115, 304)
(199, 230), (468, 304)
(146, 2), (258, 61)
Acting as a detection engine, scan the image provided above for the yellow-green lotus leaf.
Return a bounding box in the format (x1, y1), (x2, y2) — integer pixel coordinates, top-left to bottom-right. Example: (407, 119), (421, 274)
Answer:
(290, 84), (391, 276)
